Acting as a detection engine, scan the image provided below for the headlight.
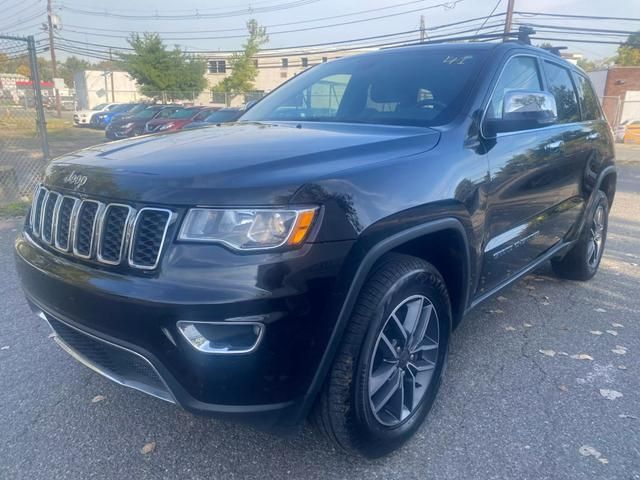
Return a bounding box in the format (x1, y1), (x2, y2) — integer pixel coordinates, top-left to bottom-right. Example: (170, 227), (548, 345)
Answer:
(178, 207), (318, 250)
(158, 122), (175, 131)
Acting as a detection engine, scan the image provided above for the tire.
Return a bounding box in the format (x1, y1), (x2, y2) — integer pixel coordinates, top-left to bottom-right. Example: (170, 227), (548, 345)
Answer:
(312, 253), (451, 457)
(551, 191), (609, 281)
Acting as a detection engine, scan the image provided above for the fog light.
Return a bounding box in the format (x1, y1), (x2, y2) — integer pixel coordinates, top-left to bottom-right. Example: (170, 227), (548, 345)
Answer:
(177, 320), (264, 354)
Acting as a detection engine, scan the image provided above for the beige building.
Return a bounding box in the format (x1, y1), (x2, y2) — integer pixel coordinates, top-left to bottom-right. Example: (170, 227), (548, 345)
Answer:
(74, 70), (145, 109)
(202, 46), (376, 106)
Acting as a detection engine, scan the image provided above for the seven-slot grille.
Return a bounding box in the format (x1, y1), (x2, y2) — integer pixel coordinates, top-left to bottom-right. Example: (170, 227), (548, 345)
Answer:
(29, 185), (173, 269)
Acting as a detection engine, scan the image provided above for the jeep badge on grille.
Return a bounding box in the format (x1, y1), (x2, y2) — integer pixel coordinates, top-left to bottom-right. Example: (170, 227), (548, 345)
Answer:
(63, 171), (88, 190)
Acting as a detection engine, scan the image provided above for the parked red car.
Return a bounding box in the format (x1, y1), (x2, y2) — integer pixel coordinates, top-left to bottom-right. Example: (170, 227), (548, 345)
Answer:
(145, 107), (218, 133)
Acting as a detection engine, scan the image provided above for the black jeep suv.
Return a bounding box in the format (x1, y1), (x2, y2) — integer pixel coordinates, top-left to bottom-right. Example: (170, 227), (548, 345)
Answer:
(15, 41), (616, 457)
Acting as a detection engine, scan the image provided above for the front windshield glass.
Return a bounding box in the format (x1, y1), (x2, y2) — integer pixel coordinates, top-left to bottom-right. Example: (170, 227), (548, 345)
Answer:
(92, 103), (107, 110)
(242, 49), (488, 127)
(169, 108), (200, 119)
(134, 107), (162, 119)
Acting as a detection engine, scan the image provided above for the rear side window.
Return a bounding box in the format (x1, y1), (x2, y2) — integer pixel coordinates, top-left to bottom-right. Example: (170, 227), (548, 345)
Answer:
(487, 56), (542, 119)
(574, 74), (602, 121)
(543, 61), (580, 124)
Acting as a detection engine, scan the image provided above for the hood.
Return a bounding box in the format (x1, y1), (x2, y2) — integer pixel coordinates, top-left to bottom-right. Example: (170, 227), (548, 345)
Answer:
(44, 122), (441, 206)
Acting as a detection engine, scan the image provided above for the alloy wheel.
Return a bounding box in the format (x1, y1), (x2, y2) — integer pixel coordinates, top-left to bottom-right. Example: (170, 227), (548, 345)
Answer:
(588, 204), (605, 267)
(368, 294), (440, 427)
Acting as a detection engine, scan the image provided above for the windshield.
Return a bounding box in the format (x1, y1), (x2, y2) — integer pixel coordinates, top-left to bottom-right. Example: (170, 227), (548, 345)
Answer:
(169, 108), (200, 119)
(127, 104), (148, 115)
(242, 49), (488, 127)
(205, 110), (242, 123)
(134, 107), (162, 119)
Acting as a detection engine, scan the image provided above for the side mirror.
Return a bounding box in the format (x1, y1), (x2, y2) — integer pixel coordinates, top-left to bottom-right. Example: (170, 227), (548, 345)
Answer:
(484, 90), (557, 136)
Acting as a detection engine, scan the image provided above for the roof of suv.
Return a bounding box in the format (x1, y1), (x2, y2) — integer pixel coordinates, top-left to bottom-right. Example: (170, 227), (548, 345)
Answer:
(366, 40), (578, 71)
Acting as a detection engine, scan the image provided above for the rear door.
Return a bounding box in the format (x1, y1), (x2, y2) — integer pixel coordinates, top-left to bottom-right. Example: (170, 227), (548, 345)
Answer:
(478, 54), (584, 294)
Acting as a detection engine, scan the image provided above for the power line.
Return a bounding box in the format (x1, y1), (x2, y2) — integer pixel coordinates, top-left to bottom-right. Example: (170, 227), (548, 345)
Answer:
(0, 10), (44, 32)
(515, 11), (640, 22)
(475, 0), (502, 35)
(59, 0), (322, 21)
(54, 18), (506, 58)
(57, 0), (470, 41)
(59, 0), (435, 34)
(57, 0), (302, 15)
(52, 21), (505, 62)
(514, 23), (636, 35)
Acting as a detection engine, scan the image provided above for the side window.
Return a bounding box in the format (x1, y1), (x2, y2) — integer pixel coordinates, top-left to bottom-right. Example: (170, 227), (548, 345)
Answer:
(543, 61), (580, 123)
(487, 56), (542, 119)
(574, 74), (602, 121)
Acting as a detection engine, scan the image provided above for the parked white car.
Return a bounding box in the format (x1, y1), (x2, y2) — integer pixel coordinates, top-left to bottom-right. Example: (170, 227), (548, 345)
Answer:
(73, 103), (118, 126)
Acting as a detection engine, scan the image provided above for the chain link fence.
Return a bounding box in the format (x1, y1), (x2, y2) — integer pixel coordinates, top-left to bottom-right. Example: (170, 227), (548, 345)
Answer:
(75, 89), (267, 110)
(0, 35), (48, 205)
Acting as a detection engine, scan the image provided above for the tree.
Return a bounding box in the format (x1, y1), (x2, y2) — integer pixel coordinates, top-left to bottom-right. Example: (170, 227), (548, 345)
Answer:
(213, 20), (269, 103)
(616, 31), (640, 66)
(58, 56), (92, 87)
(117, 33), (207, 100)
(16, 64), (31, 78)
(577, 57), (597, 71)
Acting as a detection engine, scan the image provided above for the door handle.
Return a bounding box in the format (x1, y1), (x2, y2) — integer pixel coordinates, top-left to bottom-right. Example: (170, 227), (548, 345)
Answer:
(544, 140), (563, 151)
(587, 132), (600, 140)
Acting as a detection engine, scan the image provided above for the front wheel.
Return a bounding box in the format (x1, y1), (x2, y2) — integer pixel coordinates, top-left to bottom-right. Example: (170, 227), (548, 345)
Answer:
(312, 254), (451, 457)
(552, 191), (609, 281)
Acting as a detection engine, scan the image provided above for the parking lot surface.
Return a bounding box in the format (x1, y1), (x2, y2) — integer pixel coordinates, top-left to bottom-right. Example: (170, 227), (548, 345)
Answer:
(0, 155), (638, 479)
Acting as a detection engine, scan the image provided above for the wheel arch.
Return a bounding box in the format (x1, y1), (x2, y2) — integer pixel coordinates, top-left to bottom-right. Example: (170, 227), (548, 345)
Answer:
(298, 217), (472, 421)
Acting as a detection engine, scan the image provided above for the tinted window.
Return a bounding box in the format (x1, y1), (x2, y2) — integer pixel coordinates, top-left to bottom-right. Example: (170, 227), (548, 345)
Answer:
(243, 49), (489, 127)
(543, 61), (580, 123)
(574, 74), (601, 121)
(487, 56), (542, 119)
(169, 108), (200, 119)
(134, 107), (162, 119)
(157, 108), (179, 119)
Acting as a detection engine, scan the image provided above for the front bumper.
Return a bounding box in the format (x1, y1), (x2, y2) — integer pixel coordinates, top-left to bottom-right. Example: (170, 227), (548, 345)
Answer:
(15, 230), (352, 427)
(73, 115), (90, 125)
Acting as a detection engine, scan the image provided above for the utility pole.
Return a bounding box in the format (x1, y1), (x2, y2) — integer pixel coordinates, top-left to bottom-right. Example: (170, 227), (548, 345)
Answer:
(109, 48), (115, 103)
(504, 0), (515, 37)
(420, 14), (427, 43)
(46, 0), (61, 117)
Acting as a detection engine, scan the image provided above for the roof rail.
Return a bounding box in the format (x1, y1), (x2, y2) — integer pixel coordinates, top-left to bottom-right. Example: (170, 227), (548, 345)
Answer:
(383, 26), (536, 50)
(539, 45), (568, 57)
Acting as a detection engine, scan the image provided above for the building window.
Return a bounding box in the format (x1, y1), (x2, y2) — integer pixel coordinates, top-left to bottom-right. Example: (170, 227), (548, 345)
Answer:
(211, 91), (227, 104)
(282, 58), (288, 68)
(301, 57), (308, 67)
(322, 57), (328, 63)
(208, 60), (226, 74)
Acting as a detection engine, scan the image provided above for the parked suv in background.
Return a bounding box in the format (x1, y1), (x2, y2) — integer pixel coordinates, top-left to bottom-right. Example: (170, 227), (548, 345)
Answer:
(15, 41), (616, 457)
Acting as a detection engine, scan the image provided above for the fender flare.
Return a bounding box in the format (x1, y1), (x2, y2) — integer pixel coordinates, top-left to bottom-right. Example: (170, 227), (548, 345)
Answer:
(571, 165), (617, 241)
(297, 217), (471, 420)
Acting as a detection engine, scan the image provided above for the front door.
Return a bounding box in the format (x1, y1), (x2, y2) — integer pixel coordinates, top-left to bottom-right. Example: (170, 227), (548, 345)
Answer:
(478, 54), (586, 296)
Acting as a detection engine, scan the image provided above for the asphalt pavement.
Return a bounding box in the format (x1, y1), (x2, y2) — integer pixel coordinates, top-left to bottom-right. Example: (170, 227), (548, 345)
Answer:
(0, 164), (638, 480)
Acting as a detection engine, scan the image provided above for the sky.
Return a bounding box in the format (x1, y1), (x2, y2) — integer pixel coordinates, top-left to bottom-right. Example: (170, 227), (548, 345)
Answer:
(2, 0), (639, 61)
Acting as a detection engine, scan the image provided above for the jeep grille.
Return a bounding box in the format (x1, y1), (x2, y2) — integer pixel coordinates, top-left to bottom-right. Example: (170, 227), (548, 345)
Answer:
(28, 185), (173, 270)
